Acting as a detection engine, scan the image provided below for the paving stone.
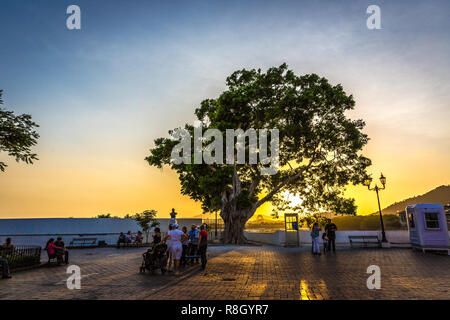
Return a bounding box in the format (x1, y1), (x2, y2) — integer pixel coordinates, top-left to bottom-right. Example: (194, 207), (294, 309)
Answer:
(0, 246), (448, 300)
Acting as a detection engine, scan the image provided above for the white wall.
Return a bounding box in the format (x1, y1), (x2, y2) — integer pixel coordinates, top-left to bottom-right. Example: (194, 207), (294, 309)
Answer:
(244, 230), (422, 246)
(0, 218), (202, 247)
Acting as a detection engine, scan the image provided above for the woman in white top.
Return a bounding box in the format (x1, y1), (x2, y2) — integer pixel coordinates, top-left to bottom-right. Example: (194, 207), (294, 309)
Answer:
(163, 223), (187, 276)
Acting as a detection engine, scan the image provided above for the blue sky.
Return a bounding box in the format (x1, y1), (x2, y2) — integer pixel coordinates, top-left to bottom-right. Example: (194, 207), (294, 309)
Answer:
(0, 0), (449, 217)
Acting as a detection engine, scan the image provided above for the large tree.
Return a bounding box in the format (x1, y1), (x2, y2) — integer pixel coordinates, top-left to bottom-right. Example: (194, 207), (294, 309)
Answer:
(0, 90), (39, 172)
(146, 64), (371, 243)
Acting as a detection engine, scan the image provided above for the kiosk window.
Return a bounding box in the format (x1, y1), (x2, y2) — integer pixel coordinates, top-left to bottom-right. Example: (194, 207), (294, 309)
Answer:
(408, 213), (415, 229)
(424, 212), (440, 229)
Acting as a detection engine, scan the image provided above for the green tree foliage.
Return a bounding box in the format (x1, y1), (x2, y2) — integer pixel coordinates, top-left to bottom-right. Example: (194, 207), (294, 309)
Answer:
(131, 209), (160, 243)
(331, 214), (403, 230)
(146, 64), (371, 243)
(0, 90), (39, 172)
(95, 213), (120, 218)
(132, 209), (160, 232)
(299, 214), (330, 229)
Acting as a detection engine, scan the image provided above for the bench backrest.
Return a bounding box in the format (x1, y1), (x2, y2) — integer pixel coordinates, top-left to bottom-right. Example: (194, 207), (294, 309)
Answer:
(349, 235), (378, 238)
(349, 235), (379, 241)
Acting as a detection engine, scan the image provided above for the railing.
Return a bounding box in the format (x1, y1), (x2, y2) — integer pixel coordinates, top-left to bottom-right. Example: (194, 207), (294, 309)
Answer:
(0, 245), (41, 270)
(203, 218), (224, 233)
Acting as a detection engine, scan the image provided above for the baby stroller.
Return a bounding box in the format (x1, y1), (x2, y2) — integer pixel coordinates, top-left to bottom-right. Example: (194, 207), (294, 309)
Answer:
(140, 243), (168, 274)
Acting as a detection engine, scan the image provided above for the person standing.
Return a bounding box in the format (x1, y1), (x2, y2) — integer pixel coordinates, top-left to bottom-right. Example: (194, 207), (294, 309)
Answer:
(324, 219), (338, 252)
(166, 224), (173, 272)
(198, 224), (208, 270)
(322, 231), (329, 253)
(310, 223), (321, 255)
(188, 225), (199, 264)
(0, 257), (11, 279)
(181, 226), (189, 268)
(163, 223), (186, 276)
(0, 238), (12, 279)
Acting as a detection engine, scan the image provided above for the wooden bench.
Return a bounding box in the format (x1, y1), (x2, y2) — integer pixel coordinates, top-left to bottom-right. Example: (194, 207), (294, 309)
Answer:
(69, 238), (97, 248)
(45, 250), (59, 265)
(117, 240), (142, 248)
(349, 235), (381, 248)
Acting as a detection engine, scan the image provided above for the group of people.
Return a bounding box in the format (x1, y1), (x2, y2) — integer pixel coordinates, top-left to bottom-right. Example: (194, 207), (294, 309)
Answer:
(45, 237), (69, 265)
(117, 231), (143, 247)
(0, 238), (15, 279)
(310, 219), (338, 255)
(151, 223), (208, 276)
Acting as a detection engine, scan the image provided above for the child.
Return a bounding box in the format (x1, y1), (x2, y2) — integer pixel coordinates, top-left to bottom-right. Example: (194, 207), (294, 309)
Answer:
(310, 223), (321, 255)
(322, 231), (328, 253)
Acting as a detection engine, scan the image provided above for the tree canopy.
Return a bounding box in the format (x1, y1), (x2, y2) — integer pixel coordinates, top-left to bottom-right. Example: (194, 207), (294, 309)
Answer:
(146, 64), (371, 243)
(0, 90), (39, 172)
(132, 209), (160, 234)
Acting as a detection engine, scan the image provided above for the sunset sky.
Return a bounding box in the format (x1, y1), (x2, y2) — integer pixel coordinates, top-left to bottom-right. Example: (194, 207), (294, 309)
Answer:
(0, 0), (449, 219)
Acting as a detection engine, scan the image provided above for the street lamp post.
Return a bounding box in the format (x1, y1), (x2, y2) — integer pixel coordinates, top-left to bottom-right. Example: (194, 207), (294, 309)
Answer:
(215, 211), (218, 239)
(364, 173), (388, 243)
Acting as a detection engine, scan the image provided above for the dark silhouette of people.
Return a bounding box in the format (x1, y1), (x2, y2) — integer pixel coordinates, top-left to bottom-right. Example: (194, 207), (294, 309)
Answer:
(54, 237), (69, 264)
(324, 219), (338, 252)
(45, 238), (64, 265)
(198, 224), (208, 270)
(0, 238), (12, 279)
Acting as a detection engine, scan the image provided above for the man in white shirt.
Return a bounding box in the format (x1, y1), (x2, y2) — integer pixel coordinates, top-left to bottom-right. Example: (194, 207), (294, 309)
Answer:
(163, 223), (187, 276)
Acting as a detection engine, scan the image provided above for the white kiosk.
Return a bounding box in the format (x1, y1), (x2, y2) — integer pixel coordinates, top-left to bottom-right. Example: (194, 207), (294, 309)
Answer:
(406, 203), (449, 254)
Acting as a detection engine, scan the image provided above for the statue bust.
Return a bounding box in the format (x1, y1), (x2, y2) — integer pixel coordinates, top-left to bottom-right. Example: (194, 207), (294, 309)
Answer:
(169, 208), (177, 225)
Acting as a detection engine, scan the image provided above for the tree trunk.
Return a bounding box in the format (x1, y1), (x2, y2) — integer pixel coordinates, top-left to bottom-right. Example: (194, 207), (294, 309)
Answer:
(219, 167), (257, 244)
(221, 207), (252, 244)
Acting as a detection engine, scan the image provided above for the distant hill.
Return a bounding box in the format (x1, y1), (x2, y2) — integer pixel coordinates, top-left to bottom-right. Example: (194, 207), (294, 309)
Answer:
(381, 185), (450, 214)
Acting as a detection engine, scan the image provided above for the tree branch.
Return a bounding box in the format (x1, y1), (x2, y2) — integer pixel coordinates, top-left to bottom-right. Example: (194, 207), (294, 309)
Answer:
(252, 149), (320, 210)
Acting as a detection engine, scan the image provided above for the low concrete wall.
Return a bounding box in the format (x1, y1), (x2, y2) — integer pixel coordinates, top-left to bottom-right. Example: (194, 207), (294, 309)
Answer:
(245, 230), (422, 246)
(0, 218), (202, 248)
(244, 231), (283, 245)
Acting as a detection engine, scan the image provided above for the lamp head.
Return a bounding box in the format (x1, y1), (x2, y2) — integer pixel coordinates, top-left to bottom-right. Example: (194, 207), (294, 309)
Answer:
(363, 177), (372, 187)
(379, 173), (386, 186)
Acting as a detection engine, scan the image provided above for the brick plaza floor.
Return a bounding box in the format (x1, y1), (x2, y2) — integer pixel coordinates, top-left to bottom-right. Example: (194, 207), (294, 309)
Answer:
(1, 246), (449, 300)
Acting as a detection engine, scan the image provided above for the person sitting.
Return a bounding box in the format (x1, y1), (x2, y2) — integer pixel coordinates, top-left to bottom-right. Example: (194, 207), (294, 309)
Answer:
(45, 238), (63, 265)
(134, 231), (143, 245)
(142, 248), (153, 267)
(125, 231), (133, 244)
(0, 238), (12, 279)
(2, 238), (15, 251)
(117, 232), (126, 247)
(54, 237), (69, 265)
(152, 228), (161, 245)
